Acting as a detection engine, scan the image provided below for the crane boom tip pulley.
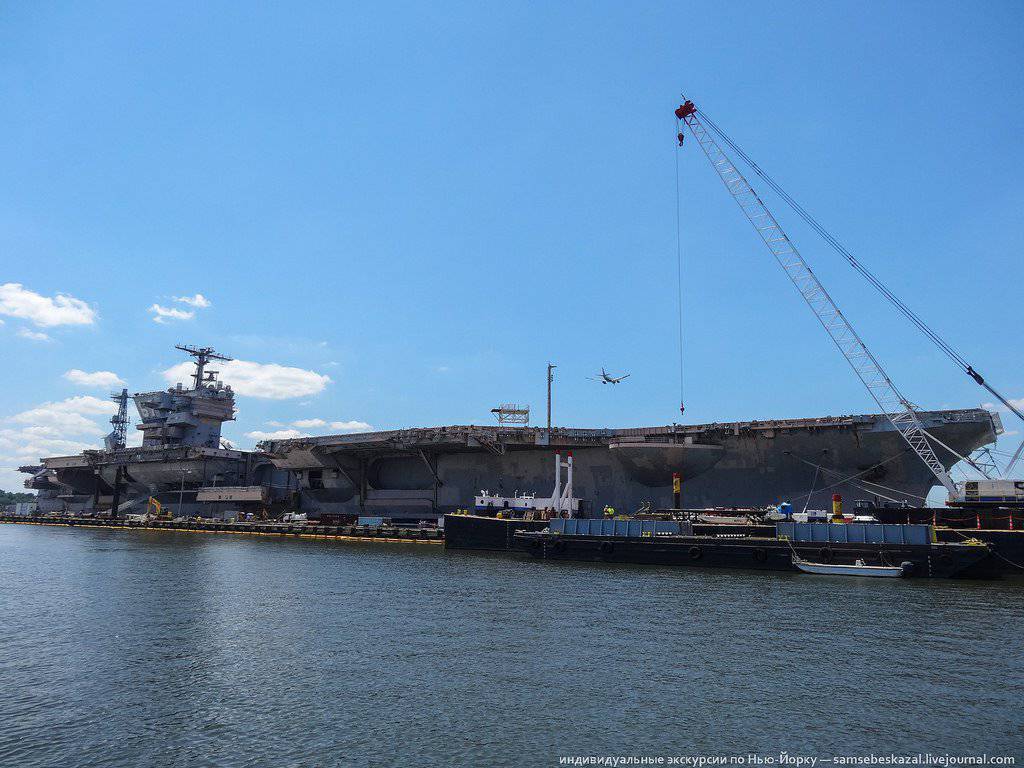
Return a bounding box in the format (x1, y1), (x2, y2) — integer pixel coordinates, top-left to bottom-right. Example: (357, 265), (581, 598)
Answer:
(674, 101), (696, 120)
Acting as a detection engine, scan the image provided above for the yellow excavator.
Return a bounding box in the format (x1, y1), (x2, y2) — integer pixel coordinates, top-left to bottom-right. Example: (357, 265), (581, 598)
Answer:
(147, 497), (170, 521)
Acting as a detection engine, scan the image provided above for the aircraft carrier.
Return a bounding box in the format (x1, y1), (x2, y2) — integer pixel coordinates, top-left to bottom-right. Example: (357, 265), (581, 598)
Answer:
(18, 344), (1002, 520)
(256, 409), (1001, 520)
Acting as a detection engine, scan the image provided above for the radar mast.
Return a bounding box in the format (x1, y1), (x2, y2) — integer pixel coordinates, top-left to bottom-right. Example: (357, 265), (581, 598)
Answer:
(174, 344), (233, 390)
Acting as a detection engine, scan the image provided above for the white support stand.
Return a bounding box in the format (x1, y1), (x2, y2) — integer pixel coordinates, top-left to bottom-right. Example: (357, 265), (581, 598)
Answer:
(550, 451), (575, 517)
(552, 452), (561, 514)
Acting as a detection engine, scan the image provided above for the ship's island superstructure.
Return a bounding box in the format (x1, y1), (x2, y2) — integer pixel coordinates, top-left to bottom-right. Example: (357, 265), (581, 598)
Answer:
(21, 346), (293, 517)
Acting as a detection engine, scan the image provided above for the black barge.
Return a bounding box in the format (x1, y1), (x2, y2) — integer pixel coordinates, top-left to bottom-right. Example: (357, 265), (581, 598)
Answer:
(514, 519), (1002, 579)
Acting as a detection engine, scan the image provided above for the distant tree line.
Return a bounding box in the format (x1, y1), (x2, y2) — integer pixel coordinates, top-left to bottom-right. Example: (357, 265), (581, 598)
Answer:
(0, 490), (36, 504)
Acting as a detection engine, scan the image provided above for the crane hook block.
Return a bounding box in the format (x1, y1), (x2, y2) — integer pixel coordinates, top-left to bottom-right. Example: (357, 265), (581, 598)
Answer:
(679, 402), (686, 415)
(674, 101), (696, 120)
(677, 132), (685, 146)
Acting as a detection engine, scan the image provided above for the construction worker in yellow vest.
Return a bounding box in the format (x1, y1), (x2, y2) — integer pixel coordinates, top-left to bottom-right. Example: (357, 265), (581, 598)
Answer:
(603, 505), (615, 518)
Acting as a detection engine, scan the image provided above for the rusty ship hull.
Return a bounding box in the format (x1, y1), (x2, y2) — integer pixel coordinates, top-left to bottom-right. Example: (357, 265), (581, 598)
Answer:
(257, 408), (1000, 521)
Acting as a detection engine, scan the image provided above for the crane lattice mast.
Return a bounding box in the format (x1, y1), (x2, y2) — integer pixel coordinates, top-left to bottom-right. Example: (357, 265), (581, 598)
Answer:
(106, 388), (130, 451)
(675, 100), (957, 496)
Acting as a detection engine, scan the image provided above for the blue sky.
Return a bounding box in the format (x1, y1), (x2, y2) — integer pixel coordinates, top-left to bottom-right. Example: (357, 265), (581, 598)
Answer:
(1, 1), (1022, 491)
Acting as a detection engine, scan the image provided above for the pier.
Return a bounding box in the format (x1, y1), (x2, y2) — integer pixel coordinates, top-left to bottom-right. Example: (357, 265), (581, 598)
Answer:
(0, 515), (444, 544)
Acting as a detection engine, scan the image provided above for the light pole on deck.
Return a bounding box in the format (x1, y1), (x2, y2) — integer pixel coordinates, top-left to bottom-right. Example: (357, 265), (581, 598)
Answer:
(177, 468), (193, 518)
(546, 362), (556, 436)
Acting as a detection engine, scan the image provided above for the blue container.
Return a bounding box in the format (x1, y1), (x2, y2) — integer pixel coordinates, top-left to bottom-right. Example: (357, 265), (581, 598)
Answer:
(549, 519), (689, 537)
(776, 522), (932, 545)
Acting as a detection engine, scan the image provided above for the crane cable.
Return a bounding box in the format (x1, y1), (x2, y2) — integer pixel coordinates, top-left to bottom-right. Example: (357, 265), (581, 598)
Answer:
(690, 105), (1024, 426)
(800, 464), (820, 515)
(674, 118), (686, 416)
(786, 450), (929, 503)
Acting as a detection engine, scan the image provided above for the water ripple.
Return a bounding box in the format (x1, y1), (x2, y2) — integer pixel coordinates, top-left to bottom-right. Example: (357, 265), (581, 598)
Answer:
(0, 526), (1021, 766)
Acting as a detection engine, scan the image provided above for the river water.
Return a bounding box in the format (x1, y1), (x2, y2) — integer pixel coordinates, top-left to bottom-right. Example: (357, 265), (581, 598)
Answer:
(0, 524), (1021, 767)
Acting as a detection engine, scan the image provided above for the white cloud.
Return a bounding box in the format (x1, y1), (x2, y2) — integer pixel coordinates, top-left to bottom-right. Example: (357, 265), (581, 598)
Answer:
(162, 359), (331, 400)
(287, 418), (374, 433)
(241, 417), (374, 444)
(174, 293), (211, 308)
(244, 429), (307, 441)
(0, 395), (121, 489)
(0, 283), (97, 327)
(9, 395), (116, 435)
(0, 466), (31, 493)
(330, 420), (374, 433)
(149, 304), (194, 323)
(292, 418), (327, 428)
(63, 369), (125, 388)
(243, 422), (372, 442)
(982, 398), (1024, 414)
(17, 328), (51, 342)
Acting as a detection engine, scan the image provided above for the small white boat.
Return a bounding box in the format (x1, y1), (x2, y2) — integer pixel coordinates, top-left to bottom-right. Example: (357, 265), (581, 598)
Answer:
(792, 556), (906, 578)
(695, 514), (751, 525)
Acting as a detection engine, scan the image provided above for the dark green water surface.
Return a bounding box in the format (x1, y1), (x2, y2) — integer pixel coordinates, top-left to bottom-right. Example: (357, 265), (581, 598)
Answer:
(1, 525), (1021, 767)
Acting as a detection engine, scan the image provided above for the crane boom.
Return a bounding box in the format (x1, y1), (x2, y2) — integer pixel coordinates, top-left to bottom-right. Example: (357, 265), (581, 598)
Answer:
(675, 100), (957, 496)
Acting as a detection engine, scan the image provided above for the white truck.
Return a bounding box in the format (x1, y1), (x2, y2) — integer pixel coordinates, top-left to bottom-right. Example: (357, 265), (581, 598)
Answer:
(953, 480), (1024, 505)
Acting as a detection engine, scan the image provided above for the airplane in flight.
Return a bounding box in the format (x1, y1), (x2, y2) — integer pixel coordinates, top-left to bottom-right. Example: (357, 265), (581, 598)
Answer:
(590, 368), (631, 385)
